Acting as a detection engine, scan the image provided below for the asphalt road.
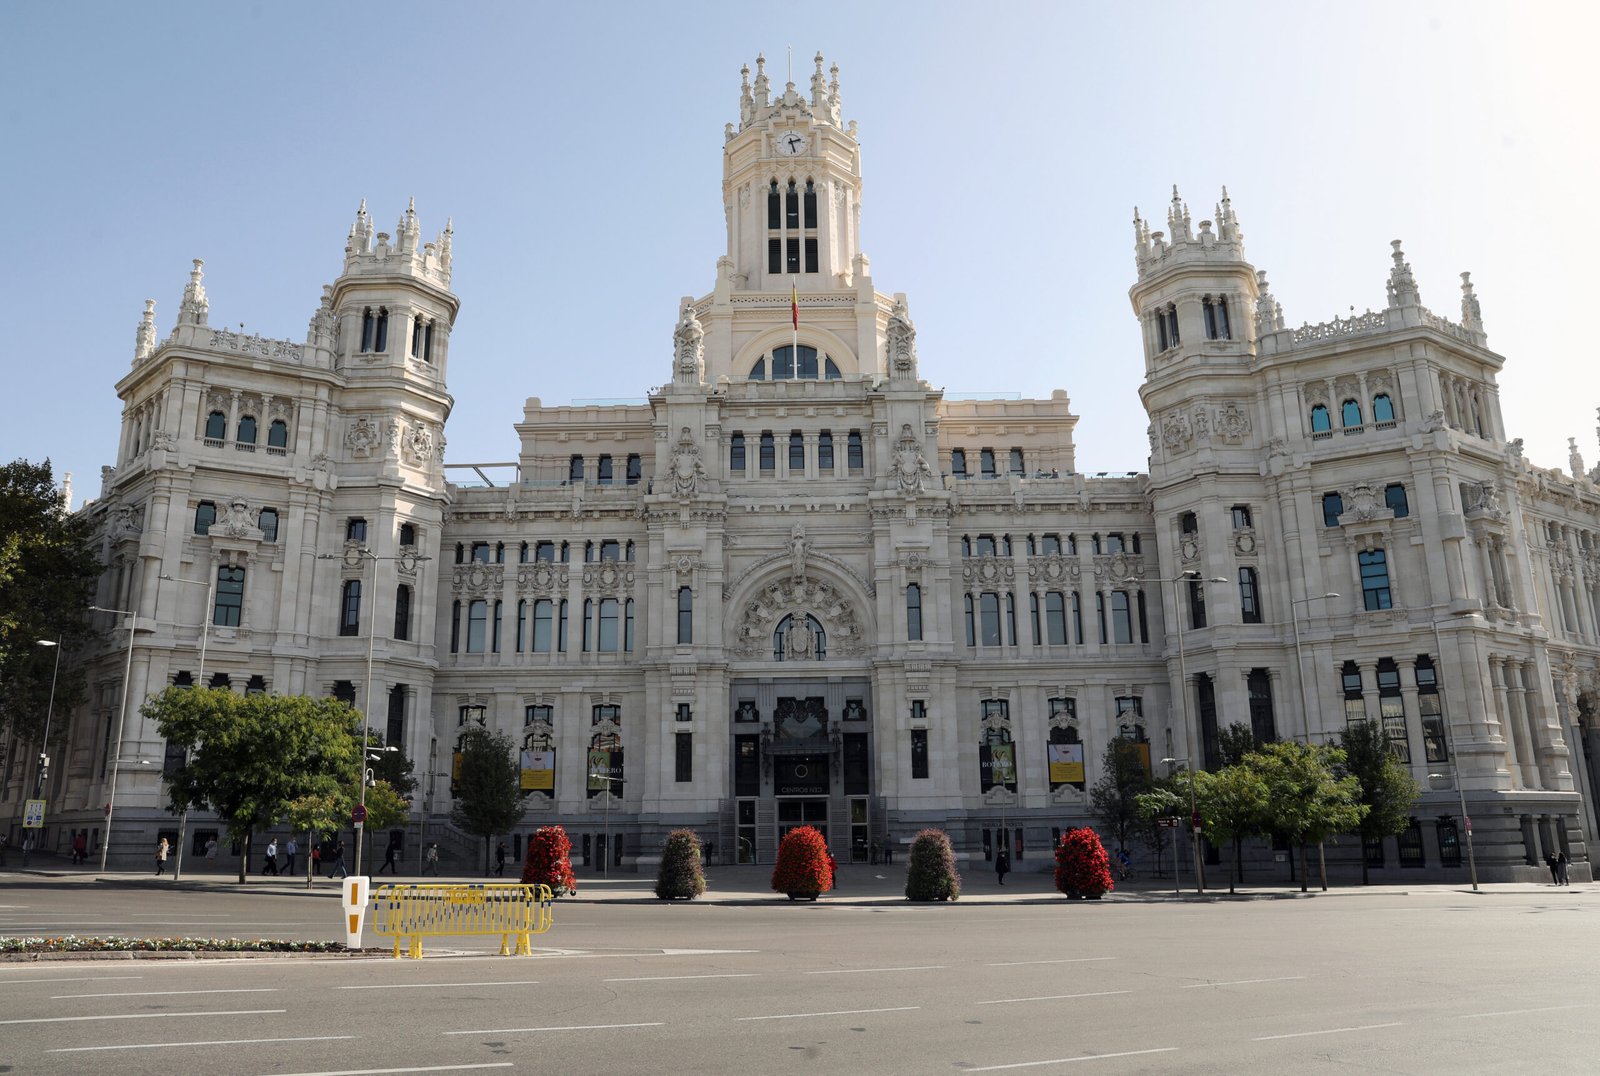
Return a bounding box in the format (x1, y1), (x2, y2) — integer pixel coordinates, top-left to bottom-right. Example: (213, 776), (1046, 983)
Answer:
(0, 877), (1594, 1075)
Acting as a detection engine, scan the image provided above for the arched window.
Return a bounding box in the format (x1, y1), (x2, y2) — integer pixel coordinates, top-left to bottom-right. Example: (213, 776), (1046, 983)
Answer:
(204, 411), (227, 440)
(374, 308), (389, 352)
(773, 613), (826, 661)
(677, 586), (693, 644)
(568, 455), (584, 484)
(730, 432), (746, 471)
(1341, 399), (1363, 427)
(1372, 393), (1395, 423)
(748, 357), (766, 380)
(360, 308), (375, 352)
(399, 522), (417, 547)
(194, 501), (216, 535)
(751, 345), (840, 381)
(267, 419), (288, 449)
(1310, 405), (1331, 433)
(339, 579), (362, 636)
(906, 584), (923, 641)
(237, 415), (257, 444)
(393, 583), (411, 640)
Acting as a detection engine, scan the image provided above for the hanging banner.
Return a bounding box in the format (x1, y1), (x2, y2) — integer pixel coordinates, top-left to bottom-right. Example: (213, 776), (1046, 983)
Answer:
(1047, 743), (1084, 788)
(520, 749), (554, 792)
(980, 742), (1018, 792)
(587, 747), (610, 791)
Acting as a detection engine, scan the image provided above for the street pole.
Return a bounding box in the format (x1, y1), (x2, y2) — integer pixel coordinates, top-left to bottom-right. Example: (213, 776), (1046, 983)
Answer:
(1432, 616), (1479, 892)
(90, 607), (139, 873)
(158, 573), (211, 882)
(1290, 592), (1339, 891)
(33, 638), (61, 800)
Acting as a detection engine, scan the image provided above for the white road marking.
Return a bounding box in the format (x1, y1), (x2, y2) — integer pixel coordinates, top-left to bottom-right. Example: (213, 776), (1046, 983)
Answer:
(0, 976), (142, 985)
(1455, 1003), (1596, 1019)
(603, 973), (757, 982)
(978, 991), (1131, 1005)
(51, 1035), (352, 1054)
(267, 1066), (513, 1075)
(659, 948), (759, 955)
(1, 1007), (285, 1025)
(1182, 976), (1305, 989)
(804, 965), (947, 975)
(986, 957), (1116, 967)
(445, 1022), (662, 1035)
(736, 1006), (920, 1021)
(52, 987), (280, 1000)
(337, 981), (541, 990)
(1252, 1022), (1404, 1041)
(965, 1048), (1179, 1071)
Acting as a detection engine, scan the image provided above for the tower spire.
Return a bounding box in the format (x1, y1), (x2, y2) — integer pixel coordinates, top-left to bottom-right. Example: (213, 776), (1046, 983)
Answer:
(178, 259), (209, 327)
(134, 299), (157, 361)
(1385, 240), (1420, 308)
(810, 52), (827, 110)
(753, 53), (770, 106)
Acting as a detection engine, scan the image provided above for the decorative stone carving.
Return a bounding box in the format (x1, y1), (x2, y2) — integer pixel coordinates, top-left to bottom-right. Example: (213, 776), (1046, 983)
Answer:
(1341, 481), (1384, 523)
(404, 423), (435, 465)
(346, 416), (381, 458)
(1422, 409), (1447, 433)
(214, 497), (263, 540)
(111, 502), (143, 540)
(581, 562), (634, 593)
(669, 427), (707, 497)
(886, 296), (917, 375)
(1179, 534), (1201, 564)
(1026, 555), (1080, 585)
(1233, 529), (1258, 557)
(962, 557), (1015, 587)
(517, 562), (567, 593)
(1216, 401), (1251, 443)
(1161, 410), (1192, 449)
(674, 306), (705, 379)
(787, 523), (812, 583)
(452, 563), (503, 593)
(888, 423), (934, 494)
(731, 576), (866, 659)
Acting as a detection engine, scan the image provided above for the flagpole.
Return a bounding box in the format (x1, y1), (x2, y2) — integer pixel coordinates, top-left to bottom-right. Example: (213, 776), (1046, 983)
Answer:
(791, 275), (799, 379)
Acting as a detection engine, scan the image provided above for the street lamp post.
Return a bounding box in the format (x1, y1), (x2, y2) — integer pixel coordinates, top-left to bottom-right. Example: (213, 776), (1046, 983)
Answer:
(1159, 756), (1191, 896)
(90, 606), (141, 872)
(1430, 616), (1480, 892)
(158, 573), (212, 882)
(1290, 592), (1340, 892)
(32, 638), (62, 800)
(587, 772), (624, 877)
(318, 544), (429, 879)
(1131, 571), (1226, 895)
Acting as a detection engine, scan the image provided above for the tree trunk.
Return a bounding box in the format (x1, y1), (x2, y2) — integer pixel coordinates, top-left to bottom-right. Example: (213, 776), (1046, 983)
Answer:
(485, 835), (493, 877)
(1318, 841), (1328, 891)
(1234, 837), (1243, 887)
(1298, 843), (1309, 893)
(304, 827), (315, 890)
(1361, 842), (1370, 886)
(1230, 837), (1239, 895)
(239, 828), (250, 885)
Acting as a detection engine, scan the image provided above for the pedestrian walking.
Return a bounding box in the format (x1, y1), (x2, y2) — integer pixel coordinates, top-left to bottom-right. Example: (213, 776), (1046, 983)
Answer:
(285, 837), (298, 876)
(1558, 851), (1571, 885)
(1546, 850), (1561, 885)
(995, 847), (1010, 886)
(205, 837), (218, 868)
(827, 851), (838, 888)
(423, 843), (439, 876)
(311, 842), (322, 876)
(495, 842), (507, 877)
(22, 834), (34, 868)
(154, 837), (169, 876)
(72, 831), (87, 864)
(262, 838), (280, 875)
(0, 833), (8, 866)
(378, 839), (399, 876)
(331, 840), (348, 879)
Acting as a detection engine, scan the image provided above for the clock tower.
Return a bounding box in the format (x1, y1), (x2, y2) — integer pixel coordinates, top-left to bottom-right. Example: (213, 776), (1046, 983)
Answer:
(721, 52), (864, 296)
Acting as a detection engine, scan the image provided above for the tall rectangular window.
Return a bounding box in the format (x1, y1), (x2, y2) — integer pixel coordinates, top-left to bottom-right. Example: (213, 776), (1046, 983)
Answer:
(729, 433), (746, 472)
(1110, 590), (1133, 644)
(339, 579), (362, 636)
(789, 431), (806, 472)
(1385, 483), (1410, 518)
(258, 507), (280, 542)
(516, 599), (528, 652)
(979, 592), (1001, 646)
(1239, 567), (1261, 624)
(1359, 549), (1393, 610)
(492, 600), (503, 653)
(569, 455), (584, 484)
(951, 449), (967, 478)
(213, 566), (245, 627)
(1323, 492), (1344, 528)
(964, 594), (976, 647)
(466, 599), (487, 653)
(449, 600), (461, 653)
(596, 455), (613, 485)
(1247, 668), (1277, 744)
(532, 599), (553, 653)
(906, 584), (923, 641)
(582, 599), (594, 652)
(1188, 577), (1207, 629)
(818, 430), (834, 471)
(675, 733), (692, 783)
(346, 518), (367, 543)
(1378, 658), (1410, 761)
(393, 583), (411, 640)
(1095, 592), (1107, 644)
(1417, 658), (1447, 763)
(910, 728), (929, 779)
(1071, 591), (1083, 644)
(557, 599), (568, 652)
(386, 685), (406, 746)
(1044, 592), (1066, 644)
(980, 448), (996, 478)
(677, 586), (693, 644)
(1009, 448), (1025, 475)
(1342, 661), (1366, 727)
(759, 432), (775, 472)
(847, 430), (864, 471)
(625, 454), (641, 486)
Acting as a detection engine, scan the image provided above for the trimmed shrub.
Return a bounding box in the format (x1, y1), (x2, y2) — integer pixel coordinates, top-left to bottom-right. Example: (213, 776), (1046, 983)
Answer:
(521, 825), (578, 896)
(904, 828), (961, 902)
(770, 825), (833, 899)
(655, 829), (707, 900)
(1054, 826), (1115, 899)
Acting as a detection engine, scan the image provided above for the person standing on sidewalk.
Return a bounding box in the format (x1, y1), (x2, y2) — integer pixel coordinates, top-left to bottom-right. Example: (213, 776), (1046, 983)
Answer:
(377, 838), (399, 876)
(1558, 851), (1571, 885)
(423, 843), (439, 876)
(284, 837), (298, 876)
(331, 840), (348, 879)
(495, 842), (507, 877)
(205, 837), (218, 869)
(262, 838), (280, 875)
(995, 846), (1010, 886)
(154, 837), (169, 876)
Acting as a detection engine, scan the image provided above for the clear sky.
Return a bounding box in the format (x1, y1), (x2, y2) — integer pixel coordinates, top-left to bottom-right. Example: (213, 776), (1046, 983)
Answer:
(4, 2), (1596, 501)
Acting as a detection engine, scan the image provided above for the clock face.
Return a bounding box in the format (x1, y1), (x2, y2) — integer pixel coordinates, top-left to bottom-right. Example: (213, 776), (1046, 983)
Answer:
(776, 130), (809, 157)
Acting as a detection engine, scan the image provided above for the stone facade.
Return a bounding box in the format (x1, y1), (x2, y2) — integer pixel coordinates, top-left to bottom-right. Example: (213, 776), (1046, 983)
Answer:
(11, 54), (1600, 882)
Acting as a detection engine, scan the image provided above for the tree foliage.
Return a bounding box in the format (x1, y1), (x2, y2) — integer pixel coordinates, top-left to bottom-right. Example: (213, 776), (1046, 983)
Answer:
(1193, 764), (1270, 893)
(1217, 722), (1258, 767)
(144, 687), (363, 883)
(1248, 741), (1367, 891)
(1337, 719), (1422, 884)
(450, 726), (529, 873)
(654, 829), (707, 900)
(1089, 739), (1150, 855)
(904, 828), (960, 902)
(0, 459), (100, 747)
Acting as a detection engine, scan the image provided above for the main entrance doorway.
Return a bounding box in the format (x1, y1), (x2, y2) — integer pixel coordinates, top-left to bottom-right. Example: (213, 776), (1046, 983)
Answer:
(778, 798), (828, 842)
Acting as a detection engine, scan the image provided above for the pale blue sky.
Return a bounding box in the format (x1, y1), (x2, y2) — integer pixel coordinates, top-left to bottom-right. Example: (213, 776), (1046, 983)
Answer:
(4, 2), (1595, 499)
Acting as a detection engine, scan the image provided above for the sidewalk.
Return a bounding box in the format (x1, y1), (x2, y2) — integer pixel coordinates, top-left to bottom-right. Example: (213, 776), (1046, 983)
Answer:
(5, 861), (1587, 904)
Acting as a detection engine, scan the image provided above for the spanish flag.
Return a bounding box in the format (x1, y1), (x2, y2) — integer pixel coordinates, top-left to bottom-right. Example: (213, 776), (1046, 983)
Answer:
(791, 278), (799, 330)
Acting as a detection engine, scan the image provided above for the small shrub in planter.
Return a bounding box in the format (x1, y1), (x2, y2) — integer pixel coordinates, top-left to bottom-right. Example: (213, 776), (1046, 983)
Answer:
(770, 825), (833, 900)
(521, 825), (578, 896)
(1054, 827), (1114, 899)
(655, 829), (707, 900)
(904, 828), (961, 902)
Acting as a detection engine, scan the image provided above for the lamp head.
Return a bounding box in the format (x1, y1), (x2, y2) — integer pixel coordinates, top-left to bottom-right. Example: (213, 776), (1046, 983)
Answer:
(36, 639), (57, 647)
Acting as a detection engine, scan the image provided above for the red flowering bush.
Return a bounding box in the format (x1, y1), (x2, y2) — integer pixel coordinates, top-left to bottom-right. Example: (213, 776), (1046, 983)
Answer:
(521, 825), (578, 896)
(770, 825), (833, 899)
(1054, 827), (1114, 899)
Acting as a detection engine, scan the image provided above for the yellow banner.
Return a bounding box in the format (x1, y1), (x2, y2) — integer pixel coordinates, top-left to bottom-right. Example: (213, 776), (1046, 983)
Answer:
(1048, 743), (1084, 785)
(520, 749), (554, 791)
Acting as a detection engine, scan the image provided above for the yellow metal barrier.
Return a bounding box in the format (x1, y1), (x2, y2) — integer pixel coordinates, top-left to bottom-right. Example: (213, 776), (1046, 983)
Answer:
(370, 883), (554, 959)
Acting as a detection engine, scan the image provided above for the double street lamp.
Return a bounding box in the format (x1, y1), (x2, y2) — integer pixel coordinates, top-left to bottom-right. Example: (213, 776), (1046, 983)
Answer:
(89, 605), (148, 872)
(1130, 570), (1227, 895)
(158, 573), (212, 882)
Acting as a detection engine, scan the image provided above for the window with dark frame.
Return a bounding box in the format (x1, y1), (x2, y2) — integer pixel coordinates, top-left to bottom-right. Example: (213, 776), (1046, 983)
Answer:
(1378, 658), (1410, 762)
(213, 566), (245, 627)
(906, 583), (923, 641)
(675, 733), (693, 783)
(1417, 657), (1448, 763)
(1359, 548), (1393, 610)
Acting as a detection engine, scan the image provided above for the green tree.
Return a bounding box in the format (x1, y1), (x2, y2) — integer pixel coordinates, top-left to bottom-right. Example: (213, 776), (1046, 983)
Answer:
(1217, 722), (1258, 767)
(0, 459), (100, 752)
(1248, 741), (1367, 892)
(450, 726), (529, 874)
(1133, 775), (1185, 878)
(1089, 739), (1150, 858)
(284, 790), (345, 890)
(366, 730), (418, 799)
(1337, 719), (1422, 885)
(1193, 764), (1270, 893)
(144, 687), (363, 883)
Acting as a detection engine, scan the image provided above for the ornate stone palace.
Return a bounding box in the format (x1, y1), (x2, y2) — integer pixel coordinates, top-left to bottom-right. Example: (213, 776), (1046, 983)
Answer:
(13, 54), (1600, 881)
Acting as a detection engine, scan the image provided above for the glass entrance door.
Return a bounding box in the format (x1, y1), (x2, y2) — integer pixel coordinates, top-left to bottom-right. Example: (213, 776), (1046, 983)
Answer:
(777, 798), (828, 843)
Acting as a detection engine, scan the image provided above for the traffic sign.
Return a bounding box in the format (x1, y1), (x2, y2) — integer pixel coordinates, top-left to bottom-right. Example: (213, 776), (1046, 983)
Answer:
(22, 799), (45, 828)
(351, 803), (368, 824)
(1191, 812), (1202, 830)
(1155, 817), (1180, 828)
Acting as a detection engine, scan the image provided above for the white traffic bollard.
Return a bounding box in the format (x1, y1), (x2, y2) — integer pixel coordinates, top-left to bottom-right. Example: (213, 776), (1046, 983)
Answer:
(342, 875), (370, 949)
